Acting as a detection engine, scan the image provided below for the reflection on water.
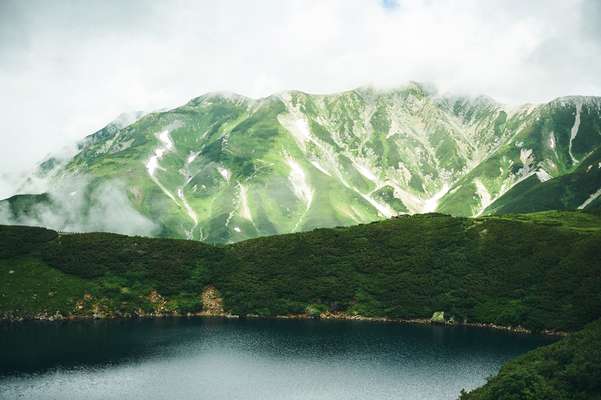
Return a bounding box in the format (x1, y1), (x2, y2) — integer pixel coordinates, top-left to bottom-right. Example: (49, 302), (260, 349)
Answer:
(0, 318), (555, 400)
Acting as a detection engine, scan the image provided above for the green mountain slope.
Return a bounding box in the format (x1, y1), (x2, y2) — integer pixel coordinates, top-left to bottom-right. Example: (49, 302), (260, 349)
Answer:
(438, 97), (601, 216)
(483, 146), (601, 214)
(2, 211), (600, 333)
(3, 84), (601, 242)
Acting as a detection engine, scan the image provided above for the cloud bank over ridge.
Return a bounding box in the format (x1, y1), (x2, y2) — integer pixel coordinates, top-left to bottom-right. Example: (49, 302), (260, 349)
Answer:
(0, 176), (159, 237)
(0, 0), (600, 197)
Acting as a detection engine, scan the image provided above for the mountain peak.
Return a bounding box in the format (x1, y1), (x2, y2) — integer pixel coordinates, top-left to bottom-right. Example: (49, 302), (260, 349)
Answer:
(5, 84), (601, 243)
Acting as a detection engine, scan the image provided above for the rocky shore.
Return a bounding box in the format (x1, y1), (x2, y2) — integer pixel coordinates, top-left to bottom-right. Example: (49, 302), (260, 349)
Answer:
(0, 286), (568, 336)
(0, 309), (567, 337)
(268, 312), (567, 336)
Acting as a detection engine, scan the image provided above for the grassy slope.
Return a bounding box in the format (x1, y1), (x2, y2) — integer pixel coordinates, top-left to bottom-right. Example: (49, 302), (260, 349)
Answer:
(1, 211), (600, 334)
(439, 99), (601, 217)
(460, 318), (601, 400)
(0, 257), (89, 318)
(5, 94), (601, 242)
(484, 147), (601, 215)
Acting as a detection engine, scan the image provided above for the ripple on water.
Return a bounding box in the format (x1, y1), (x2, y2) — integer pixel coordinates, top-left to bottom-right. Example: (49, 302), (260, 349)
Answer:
(0, 318), (555, 400)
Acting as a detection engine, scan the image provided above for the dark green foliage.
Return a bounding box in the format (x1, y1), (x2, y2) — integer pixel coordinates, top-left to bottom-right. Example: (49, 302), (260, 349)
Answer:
(460, 318), (601, 400)
(42, 233), (220, 295)
(0, 225), (57, 258)
(1, 214), (600, 400)
(0, 257), (89, 318)
(210, 212), (601, 332)
(0, 211), (600, 333)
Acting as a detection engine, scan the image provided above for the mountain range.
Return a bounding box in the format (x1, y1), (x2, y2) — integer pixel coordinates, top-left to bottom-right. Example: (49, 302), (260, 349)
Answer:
(2, 82), (601, 243)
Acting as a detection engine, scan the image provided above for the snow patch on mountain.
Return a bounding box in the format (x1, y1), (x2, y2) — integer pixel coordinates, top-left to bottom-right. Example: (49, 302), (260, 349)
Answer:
(353, 160), (378, 183)
(238, 183), (253, 222)
(277, 97), (312, 152)
(578, 187), (601, 210)
(145, 130), (178, 203)
(217, 166), (231, 182)
(146, 130), (174, 177)
(474, 179), (492, 216)
(286, 155), (314, 209)
(177, 187), (199, 239)
(158, 130), (174, 151)
(548, 132), (556, 150)
(569, 102), (582, 164)
(361, 193), (395, 218)
(536, 169), (552, 182)
(145, 127), (203, 239)
(309, 159), (331, 176)
(187, 152), (198, 164)
(519, 148), (535, 173)
(422, 183), (450, 213)
(284, 153), (315, 231)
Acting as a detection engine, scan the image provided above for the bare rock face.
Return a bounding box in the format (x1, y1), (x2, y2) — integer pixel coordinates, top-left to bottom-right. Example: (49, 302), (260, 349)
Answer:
(200, 286), (225, 316)
(148, 290), (168, 314)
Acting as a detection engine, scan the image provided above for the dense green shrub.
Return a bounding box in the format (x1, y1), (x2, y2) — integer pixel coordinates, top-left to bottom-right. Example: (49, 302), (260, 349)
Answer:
(42, 232), (220, 295)
(0, 225), (57, 258)
(460, 318), (601, 400)
(1, 211), (600, 332)
(211, 212), (601, 331)
(2, 213), (600, 400)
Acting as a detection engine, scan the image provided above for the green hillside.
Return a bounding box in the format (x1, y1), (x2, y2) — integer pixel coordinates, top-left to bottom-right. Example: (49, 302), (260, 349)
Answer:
(2, 211), (600, 333)
(3, 86), (600, 243)
(483, 146), (601, 214)
(2, 211), (601, 399)
(460, 318), (601, 400)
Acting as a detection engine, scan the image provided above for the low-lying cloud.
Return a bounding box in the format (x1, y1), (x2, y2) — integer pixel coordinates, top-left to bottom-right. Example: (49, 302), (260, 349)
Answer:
(0, 176), (159, 237)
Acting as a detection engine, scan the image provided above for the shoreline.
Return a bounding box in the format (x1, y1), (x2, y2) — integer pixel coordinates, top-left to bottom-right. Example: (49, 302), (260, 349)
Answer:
(265, 313), (568, 337)
(0, 311), (568, 337)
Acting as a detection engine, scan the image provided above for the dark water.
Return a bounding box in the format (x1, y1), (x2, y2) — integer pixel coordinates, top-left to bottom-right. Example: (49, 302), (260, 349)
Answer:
(0, 318), (555, 400)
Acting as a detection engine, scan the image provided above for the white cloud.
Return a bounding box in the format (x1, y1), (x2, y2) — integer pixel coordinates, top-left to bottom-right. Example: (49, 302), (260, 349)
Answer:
(0, 176), (159, 236)
(0, 0), (600, 198)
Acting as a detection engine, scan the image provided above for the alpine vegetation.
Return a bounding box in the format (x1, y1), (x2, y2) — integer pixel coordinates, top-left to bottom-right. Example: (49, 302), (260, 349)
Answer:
(3, 83), (601, 243)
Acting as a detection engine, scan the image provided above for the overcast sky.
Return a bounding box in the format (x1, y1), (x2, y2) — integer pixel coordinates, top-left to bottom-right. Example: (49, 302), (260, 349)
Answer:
(1, 0), (600, 198)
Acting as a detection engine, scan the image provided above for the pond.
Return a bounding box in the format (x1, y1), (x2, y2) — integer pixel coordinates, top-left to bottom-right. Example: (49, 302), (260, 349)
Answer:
(0, 318), (556, 400)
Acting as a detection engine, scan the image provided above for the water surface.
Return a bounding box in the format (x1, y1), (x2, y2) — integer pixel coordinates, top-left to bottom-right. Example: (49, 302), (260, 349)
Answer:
(0, 318), (555, 400)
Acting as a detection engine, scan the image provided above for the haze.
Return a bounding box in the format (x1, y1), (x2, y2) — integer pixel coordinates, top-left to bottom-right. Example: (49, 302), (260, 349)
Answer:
(1, 0), (600, 198)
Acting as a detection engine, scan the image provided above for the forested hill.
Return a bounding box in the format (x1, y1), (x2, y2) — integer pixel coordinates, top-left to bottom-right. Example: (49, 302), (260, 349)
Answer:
(2, 210), (600, 334)
(3, 211), (601, 399)
(460, 318), (601, 400)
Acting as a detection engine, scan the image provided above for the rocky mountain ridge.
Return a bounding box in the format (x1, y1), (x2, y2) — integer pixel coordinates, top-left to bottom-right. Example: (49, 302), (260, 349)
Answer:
(3, 82), (600, 242)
